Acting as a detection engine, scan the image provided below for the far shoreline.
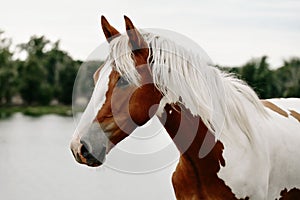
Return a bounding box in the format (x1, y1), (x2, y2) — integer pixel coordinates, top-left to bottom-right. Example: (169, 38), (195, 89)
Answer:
(0, 105), (73, 119)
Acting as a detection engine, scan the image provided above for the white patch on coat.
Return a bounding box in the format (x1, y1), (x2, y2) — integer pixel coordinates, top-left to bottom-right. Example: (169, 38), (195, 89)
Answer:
(218, 98), (300, 199)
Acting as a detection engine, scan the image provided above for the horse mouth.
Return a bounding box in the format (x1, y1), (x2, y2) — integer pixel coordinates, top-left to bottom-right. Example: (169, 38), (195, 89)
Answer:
(75, 151), (104, 167)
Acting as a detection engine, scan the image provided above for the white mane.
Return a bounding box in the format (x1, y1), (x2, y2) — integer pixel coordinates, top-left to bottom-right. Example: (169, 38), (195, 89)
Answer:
(108, 31), (268, 143)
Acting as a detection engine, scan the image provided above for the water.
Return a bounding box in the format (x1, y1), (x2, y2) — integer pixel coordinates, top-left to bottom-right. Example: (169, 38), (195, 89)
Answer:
(0, 114), (178, 200)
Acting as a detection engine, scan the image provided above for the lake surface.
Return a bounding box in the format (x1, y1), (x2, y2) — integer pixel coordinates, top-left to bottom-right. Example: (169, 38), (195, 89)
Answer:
(0, 114), (178, 200)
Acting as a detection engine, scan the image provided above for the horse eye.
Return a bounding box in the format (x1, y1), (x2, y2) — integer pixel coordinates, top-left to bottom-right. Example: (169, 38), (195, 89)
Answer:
(117, 76), (129, 87)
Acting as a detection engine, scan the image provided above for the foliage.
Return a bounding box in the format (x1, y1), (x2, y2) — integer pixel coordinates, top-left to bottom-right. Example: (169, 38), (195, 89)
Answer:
(275, 58), (300, 98)
(0, 33), (81, 106)
(0, 31), (17, 105)
(57, 60), (82, 104)
(221, 56), (300, 99)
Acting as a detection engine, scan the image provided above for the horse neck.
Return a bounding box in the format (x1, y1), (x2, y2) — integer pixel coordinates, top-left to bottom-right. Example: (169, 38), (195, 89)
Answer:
(158, 103), (238, 199)
(159, 103), (224, 167)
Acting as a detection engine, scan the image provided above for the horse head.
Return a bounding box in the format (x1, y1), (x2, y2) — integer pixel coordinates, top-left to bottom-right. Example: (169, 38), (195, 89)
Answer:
(70, 16), (162, 167)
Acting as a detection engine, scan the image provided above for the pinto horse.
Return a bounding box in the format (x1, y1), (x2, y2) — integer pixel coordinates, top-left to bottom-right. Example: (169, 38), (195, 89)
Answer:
(70, 16), (300, 199)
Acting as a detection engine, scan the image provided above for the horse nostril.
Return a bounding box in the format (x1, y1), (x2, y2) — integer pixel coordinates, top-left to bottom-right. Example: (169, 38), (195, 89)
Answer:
(80, 144), (90, 158)
(79, 141), (104, 167)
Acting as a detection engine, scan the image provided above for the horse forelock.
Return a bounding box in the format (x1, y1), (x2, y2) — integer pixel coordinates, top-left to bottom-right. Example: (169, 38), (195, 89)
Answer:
(108, 30), (268, 145)
(108, 35), (141, 86)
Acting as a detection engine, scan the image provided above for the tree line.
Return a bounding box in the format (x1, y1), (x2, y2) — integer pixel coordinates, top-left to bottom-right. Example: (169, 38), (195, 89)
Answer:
(0, 31), (81, 106)
(0, 31), (299, 106)
(221, 56), (300, 99)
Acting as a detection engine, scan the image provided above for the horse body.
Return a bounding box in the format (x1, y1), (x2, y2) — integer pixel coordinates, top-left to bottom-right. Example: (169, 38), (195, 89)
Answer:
(70, 16), (300, 199)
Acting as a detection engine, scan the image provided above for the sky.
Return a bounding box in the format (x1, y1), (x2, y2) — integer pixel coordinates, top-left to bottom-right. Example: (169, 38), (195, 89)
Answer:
(1, 0), (300, 68)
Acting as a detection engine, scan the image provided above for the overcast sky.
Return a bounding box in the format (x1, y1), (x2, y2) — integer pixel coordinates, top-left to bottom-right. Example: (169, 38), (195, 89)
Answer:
(1, 0), (300, 68)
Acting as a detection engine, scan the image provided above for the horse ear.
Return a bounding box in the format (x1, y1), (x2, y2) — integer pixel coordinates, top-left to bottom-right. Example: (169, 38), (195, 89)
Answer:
(124, 15), (147, 51)
(101, 16), (120, 43)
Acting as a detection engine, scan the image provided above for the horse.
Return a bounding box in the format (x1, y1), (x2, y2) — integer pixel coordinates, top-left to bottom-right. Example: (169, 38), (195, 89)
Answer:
(70, 16), (300, 199)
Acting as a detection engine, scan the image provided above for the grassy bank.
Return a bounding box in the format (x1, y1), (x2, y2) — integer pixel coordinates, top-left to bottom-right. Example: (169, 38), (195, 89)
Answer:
(0, 105), (73, 119)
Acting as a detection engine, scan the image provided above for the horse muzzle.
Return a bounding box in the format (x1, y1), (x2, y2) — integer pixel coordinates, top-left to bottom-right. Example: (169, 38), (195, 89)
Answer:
(70, 122), (108, 167)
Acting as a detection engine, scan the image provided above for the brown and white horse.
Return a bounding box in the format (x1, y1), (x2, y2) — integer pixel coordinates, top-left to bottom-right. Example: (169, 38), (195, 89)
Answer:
(70, 16), (300, 199)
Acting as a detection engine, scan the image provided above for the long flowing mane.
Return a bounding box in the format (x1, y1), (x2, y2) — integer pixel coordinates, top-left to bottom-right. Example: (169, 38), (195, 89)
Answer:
(107, 30), (268, 143)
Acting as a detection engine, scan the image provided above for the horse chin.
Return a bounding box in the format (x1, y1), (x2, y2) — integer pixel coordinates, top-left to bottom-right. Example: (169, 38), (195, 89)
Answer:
(83, 154), (106, 168)
(85, 160), (104, 167)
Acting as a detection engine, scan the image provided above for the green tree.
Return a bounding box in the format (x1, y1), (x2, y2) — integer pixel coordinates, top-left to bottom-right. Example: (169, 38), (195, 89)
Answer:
(57, 60), (81, 104)
(43, 41), (81, 104)
(275, 58), (300, 97)
(239, 56), (278, 99)
(18, 36), (53, 105)
(17, 35), (84, 105)
(0, 31), (17, 105)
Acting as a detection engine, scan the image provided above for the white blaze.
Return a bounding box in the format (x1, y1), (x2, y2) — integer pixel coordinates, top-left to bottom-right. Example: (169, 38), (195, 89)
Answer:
(73, 61), (112, 139)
